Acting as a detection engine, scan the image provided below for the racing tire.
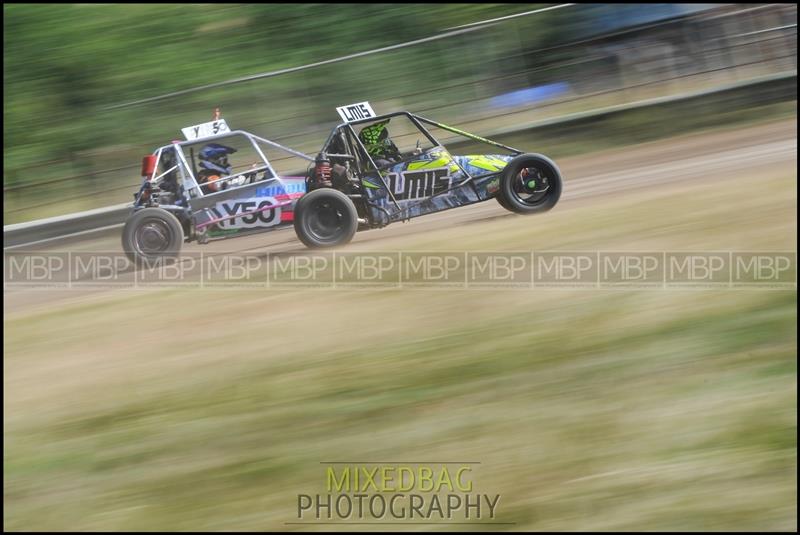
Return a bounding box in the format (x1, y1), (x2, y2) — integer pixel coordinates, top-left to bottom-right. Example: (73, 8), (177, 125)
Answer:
(121, 208), (184, 265)
(495, 189), (513, 211)
(293, 188), (358, 249)
(497, 153), (562, 215)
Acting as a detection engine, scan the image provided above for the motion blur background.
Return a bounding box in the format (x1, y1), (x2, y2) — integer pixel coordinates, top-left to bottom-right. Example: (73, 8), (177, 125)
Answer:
(4, 3), (797, 222)
(4, 3), (798, 532)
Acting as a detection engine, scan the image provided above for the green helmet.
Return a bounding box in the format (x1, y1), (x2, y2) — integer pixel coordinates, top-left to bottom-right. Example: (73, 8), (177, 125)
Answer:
(359, 120), (396, 158)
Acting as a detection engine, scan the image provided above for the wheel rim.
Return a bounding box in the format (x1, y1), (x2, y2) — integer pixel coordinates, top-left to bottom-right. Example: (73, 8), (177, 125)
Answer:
(134, 218), (172, 255)
(306, 199), (346, 242)
(510, 165), (553, 206)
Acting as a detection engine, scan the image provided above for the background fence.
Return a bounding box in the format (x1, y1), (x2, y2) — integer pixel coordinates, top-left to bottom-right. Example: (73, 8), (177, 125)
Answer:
(4, 3), (797, 224)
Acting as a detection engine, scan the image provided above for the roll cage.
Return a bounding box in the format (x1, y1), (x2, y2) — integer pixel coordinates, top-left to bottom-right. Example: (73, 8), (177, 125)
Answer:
(319, 111), (524, 211)
(134, 130), (313, 208)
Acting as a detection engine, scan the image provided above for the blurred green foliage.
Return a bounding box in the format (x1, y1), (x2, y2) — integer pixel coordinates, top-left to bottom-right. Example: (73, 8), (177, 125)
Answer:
(3, 3), (546, 179)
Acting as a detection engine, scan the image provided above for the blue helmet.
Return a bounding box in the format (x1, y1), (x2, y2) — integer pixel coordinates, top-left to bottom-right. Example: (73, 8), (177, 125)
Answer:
(199, 143), (236, 175)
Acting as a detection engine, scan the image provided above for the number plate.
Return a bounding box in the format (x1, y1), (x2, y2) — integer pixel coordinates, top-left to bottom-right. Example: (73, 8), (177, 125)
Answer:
(336, 101), (376, 122)
(181, 119), (231, 140)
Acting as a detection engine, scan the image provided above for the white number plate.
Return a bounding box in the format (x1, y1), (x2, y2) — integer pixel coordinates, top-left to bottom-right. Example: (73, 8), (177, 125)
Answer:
(182, 119), (231, 140)
(336, 101), (376, 122)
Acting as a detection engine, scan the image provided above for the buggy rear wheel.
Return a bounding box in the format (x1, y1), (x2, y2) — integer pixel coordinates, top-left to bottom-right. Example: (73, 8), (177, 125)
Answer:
(122, 208), (184, 265)
(293, 188), (358, 249)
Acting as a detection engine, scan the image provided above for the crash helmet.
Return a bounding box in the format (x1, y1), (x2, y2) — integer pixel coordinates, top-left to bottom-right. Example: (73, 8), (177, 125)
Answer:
(358, 120), (397, 159)
(198, 143), (236, 175)
(160, 147), (177, 169)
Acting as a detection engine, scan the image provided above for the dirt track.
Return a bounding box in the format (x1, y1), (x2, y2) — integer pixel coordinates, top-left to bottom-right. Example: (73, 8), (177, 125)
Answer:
(4, 118), (797, 314)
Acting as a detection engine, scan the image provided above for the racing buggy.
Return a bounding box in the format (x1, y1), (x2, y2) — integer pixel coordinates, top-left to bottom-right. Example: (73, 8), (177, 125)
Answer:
(122, 113), (313, 264)
(122, 104), (563, 262)
(292, 101), (562, 248)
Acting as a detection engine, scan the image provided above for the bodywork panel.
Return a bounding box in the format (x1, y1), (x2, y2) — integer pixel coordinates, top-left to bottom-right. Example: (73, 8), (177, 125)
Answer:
(191, 177), (307, 238)
(361, 149), (513, 224)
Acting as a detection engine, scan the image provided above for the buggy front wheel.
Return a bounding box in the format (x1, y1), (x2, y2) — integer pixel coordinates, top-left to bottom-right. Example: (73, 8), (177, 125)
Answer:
(497, 153), (563, 214)
(121, 207), (184, 265)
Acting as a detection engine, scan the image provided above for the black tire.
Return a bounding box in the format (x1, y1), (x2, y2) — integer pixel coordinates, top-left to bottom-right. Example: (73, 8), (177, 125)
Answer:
(294, 188), (359, 248)
(497, 153), (562, 214)
(121, 208), (184, 265)
(495, 188), (512, 211)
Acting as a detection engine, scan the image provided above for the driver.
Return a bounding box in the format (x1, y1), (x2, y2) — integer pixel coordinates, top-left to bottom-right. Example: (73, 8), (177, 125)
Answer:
(159, 148), (179, 194)
(358, 120), (401, 167)
(198, 143), (237, 193)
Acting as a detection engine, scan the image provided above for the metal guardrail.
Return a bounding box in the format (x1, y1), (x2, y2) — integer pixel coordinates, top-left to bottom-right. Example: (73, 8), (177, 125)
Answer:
(3, 203), (131, 249)
(4, 70), (795, 250)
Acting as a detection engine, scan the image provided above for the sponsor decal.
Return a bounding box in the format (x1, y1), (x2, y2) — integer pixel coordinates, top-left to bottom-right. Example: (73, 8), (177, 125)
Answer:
(385, 168), (453, 201)
(208, 197), (282, 229)
(464, 155), (509, 173)
(255, 182), (305, 197)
